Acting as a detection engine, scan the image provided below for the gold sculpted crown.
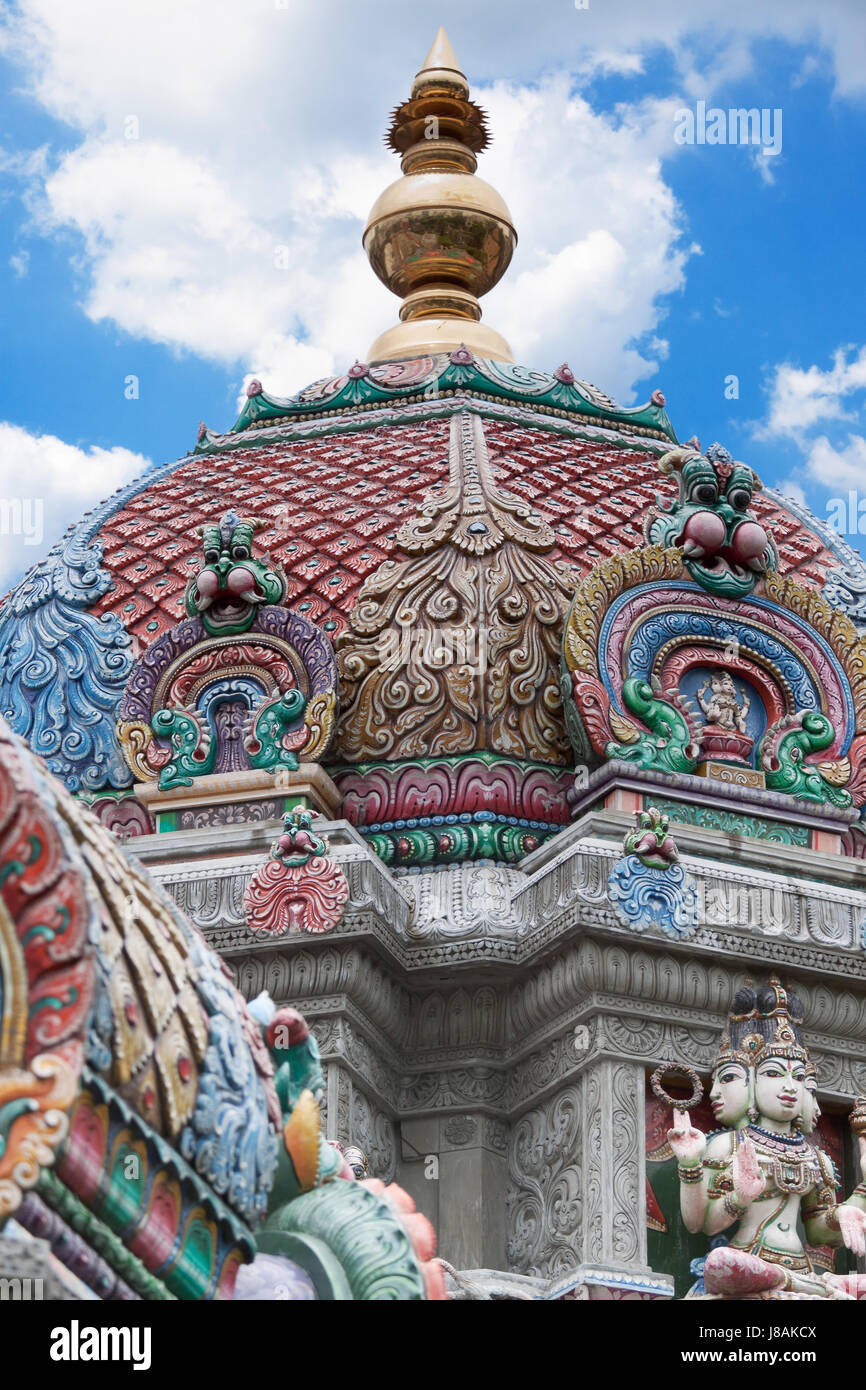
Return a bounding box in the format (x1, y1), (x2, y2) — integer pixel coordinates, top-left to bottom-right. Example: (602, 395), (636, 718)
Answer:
(715, 974), (810, 1068)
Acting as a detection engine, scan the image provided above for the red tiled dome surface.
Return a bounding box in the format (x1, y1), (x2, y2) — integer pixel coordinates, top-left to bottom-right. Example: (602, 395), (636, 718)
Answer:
(91, 415), (839, 648)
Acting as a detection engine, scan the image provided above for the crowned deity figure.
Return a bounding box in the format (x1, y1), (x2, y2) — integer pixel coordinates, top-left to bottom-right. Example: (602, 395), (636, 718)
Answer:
(697, 670), (750, 733)
(668, 976), (866, 1299)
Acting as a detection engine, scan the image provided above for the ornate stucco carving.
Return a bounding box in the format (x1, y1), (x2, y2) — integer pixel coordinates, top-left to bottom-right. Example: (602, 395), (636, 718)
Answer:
(351, 1085), (398, 1182)
(336, 410), (580, 763)
(507, 1085), (582, 1279)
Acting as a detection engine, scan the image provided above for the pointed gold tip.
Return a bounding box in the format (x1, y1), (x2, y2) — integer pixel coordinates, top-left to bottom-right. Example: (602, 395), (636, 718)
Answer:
(412, 26), (469, 97)
(418, 26), (462, 77)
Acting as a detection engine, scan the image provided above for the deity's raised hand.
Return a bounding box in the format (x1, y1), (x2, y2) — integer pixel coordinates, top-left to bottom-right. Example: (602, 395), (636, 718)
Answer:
(732, 1136), (765, 1204)
(858, 1135), (866, 1183)
(666, 1106), (706, 1164)
(837, 1204), (866, 1258)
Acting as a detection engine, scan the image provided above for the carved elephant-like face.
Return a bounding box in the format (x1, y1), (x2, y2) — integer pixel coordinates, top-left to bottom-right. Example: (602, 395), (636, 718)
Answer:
(184, 514), (287, 634)
(648, 449), (776, 598)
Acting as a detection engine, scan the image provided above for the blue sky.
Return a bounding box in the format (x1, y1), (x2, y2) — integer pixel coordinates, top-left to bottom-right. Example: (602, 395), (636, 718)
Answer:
(1, 0), (865, 589)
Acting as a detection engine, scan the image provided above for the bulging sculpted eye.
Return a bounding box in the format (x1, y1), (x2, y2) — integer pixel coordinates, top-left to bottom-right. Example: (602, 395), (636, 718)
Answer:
(693, 482), (718, 506)
(232, 545), (250, 560)
(728, 487), (751, 511)
(204, 548), (220, 564)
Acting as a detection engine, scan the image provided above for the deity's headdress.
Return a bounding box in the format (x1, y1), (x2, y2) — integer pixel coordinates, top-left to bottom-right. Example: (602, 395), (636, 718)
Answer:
(714, 974), (809, 1070)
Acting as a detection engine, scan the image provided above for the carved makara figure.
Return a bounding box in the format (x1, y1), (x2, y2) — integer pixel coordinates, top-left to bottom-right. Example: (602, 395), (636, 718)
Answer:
(668, 976), (866, 1299)
(697, 670), (750, 734)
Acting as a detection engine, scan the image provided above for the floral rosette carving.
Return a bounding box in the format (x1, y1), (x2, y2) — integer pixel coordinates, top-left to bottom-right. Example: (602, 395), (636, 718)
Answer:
(243, 811), (348, 937)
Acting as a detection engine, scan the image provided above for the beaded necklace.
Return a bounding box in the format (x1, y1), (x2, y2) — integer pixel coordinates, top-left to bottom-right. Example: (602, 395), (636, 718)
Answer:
(746, 1123), (808, 1152)
(744, 1125), (820, 1195)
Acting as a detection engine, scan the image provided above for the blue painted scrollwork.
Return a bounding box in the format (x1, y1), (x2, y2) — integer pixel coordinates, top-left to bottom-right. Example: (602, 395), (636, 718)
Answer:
(179, 938), (280, 1224)
(0, 529), (134, 792)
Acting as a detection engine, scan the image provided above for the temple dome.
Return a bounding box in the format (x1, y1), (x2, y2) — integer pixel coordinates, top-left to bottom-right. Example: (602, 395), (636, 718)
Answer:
(0, 351), (861, 803)
(0, 32), (864, 810)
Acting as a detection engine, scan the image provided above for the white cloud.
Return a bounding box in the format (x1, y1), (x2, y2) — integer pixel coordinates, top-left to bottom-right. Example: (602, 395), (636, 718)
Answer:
(750, 145), (780, 187)
(0, 423), (150, 589)
(9, 250), (29, 277)
(805, 433), (866, 490)
(27, 134), (398, 401)
(756, 346), (866, 513)
(759, 346), (866, 439)
(776, 478), (808, 507)
(4, 49), (696, 406)
(478, 81), (691, 399)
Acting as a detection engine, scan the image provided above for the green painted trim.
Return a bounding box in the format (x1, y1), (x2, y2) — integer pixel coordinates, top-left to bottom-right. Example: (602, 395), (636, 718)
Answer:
(194, 394), (677, 460)
(264, 1180), (427, 1300)
(366, 819), (556, 867)
(606, 677), (698, 776)
(256, 1228), (354, 1300)
(75, 789), (141, 806)
(37, 1169), (177, 1301)
(329, 750), (570, 778)
(646, 796), (811, 847)
(157, 811), (178, 833)
(225, 359), (677, 442)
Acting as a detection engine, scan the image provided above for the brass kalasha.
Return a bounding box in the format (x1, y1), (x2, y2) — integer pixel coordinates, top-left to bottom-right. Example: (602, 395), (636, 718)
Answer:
(363, 28), (517, 363)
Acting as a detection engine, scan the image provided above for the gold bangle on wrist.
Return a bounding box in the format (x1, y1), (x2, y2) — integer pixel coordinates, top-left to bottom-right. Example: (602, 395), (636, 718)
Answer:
(677, 1161), (704, 1184)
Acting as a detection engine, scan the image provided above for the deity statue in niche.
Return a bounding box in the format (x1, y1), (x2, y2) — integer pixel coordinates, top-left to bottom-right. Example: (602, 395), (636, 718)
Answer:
(666, 976), (866, 1299)
(697, 670), (751, 734)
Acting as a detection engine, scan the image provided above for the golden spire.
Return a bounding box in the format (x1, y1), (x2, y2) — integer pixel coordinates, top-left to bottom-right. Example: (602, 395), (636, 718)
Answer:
(412, 27), (468, 98)
(363, 28), (517, 364)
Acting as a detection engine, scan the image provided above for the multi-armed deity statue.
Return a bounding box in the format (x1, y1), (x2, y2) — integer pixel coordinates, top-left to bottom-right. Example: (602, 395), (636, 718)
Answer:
(668, 977), (866, 1300)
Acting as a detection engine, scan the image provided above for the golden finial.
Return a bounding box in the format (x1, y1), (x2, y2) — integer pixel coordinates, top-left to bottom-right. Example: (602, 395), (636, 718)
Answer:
(363, 28), (517, 364)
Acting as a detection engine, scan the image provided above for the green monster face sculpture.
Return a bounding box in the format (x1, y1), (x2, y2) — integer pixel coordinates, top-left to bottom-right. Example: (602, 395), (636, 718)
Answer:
(624, 805), (679, 869)
(647, 443), (777, 597)
(184, 511), (287, 634)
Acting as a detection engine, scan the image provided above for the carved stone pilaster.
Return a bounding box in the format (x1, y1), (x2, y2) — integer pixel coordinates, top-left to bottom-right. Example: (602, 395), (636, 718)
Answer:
(351, 1086), (398, 1182)
(506, 1085), (581, 1279)
(581, 1060), (647, 1271)
(324, 1062), (352, 1145)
